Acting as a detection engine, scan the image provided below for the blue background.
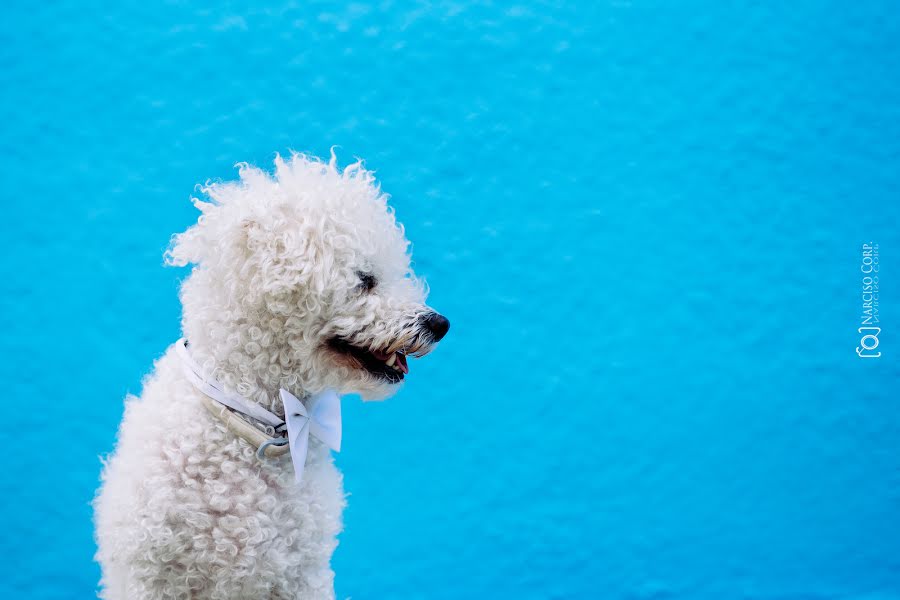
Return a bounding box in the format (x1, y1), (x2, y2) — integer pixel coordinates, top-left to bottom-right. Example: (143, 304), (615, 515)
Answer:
(2, 2), (898, 598)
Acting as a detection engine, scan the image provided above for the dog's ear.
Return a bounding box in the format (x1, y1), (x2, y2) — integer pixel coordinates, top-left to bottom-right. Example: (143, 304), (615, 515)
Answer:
(165, 195), (270, 269)
(164, 197), (214, 268)
(165, 168), (270, 268)
(164, 161), (325, 304)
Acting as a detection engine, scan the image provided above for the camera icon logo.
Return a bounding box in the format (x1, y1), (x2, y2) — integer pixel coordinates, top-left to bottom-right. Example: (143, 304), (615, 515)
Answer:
(856, 327), (881, 358)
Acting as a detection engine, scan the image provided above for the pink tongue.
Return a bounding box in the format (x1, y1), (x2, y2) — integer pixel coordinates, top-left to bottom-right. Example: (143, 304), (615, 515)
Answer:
(396, 353), (409, 374)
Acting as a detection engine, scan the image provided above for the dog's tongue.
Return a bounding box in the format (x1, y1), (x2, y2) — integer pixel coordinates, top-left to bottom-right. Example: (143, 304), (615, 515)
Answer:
(396, 352), (409, 374)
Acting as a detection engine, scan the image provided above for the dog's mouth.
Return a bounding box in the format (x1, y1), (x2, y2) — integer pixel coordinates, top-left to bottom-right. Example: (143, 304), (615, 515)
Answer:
(326, 337), (416, 383)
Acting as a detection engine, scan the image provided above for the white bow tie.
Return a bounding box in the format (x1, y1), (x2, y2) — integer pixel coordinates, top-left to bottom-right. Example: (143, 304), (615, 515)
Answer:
(175, 338), (342, 484)
(280, 388), (341, 483)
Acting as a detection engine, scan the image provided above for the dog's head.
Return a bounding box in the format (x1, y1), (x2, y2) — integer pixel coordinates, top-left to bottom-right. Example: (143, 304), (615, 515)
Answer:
(167, 153), (448, 400)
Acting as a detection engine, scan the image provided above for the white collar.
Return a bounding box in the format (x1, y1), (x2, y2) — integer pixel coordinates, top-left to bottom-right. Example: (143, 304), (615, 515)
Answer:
(175, 338), (342, 483)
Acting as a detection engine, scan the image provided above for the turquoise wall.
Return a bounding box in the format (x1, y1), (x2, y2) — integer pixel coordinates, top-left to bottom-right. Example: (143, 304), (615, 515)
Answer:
(2, 2), (898, 598)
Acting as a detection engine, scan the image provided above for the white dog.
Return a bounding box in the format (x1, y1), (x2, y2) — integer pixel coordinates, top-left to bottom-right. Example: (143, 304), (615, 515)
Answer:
(94, 153), (449, 600)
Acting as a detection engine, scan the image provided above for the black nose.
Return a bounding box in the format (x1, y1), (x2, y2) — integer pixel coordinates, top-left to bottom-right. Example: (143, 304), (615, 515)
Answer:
(422, 312), (450, 342)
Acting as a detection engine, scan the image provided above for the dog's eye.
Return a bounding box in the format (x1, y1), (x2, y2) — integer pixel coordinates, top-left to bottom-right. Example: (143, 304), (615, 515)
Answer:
(356, 271), (378, 292)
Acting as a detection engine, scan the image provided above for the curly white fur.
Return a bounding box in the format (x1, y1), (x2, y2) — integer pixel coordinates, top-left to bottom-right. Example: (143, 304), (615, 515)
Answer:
(94, 153), (444, 599)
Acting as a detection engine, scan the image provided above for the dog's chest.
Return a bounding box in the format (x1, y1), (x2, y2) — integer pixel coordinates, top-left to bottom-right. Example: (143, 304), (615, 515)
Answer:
(195, 422), (346, 536)
(173, 416), (346, 595)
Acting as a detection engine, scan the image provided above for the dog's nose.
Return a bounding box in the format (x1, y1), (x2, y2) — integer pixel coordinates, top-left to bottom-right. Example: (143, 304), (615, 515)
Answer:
(422, 312), (450, 342)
